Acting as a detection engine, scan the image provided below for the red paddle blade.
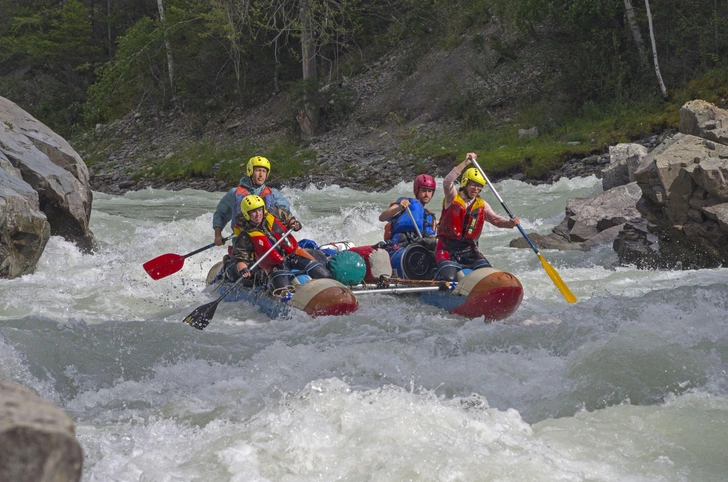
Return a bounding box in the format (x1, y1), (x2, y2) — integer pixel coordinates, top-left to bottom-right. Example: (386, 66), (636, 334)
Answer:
(143, 253), (185, 280)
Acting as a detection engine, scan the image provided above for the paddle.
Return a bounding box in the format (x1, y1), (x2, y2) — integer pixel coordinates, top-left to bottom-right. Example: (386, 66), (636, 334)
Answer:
(469, 156), (577, 303)
(182, 228), (295, 330)
(143, 235), (234, 280)
(404, 206), (423, 239)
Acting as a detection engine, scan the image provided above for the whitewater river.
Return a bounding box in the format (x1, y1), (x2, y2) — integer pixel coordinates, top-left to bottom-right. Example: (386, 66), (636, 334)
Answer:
(1, 176), (726, 481)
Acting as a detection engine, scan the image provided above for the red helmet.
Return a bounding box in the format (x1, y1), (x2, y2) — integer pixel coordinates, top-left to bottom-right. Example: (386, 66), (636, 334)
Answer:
(413, 174), (436, 196)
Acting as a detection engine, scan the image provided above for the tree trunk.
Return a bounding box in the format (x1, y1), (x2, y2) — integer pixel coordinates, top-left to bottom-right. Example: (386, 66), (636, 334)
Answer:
(107, 0), (112, 57)
(644, 0), (668, 98)
(224, 2), (242, 93)
(623, 0), (648, 67)
(157, 0), (175, 99)
(298, 0), (319, 140)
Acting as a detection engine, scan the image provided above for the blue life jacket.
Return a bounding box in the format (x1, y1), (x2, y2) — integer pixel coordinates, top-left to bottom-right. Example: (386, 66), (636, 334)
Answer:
(388, 198), (436, 244)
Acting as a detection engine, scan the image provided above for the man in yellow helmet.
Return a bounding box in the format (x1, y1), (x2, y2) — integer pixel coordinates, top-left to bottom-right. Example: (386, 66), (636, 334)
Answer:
(435, 152), (520, 281)
(225, 195), (330, 291)
(212, 156), (295, 246)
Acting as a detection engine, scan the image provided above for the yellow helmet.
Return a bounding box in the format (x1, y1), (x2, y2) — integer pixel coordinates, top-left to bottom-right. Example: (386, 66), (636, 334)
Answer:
(460, 167), (486, 188)
(246, 156), (271, 177)
(240, 195), (266, 220)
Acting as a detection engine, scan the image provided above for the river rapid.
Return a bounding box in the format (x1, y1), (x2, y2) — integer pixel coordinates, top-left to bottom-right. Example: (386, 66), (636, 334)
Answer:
(1, 176), (727, 481)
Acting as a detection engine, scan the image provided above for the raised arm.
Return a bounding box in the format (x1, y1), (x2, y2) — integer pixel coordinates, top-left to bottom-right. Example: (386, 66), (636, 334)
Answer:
(443, 153), (476, 209)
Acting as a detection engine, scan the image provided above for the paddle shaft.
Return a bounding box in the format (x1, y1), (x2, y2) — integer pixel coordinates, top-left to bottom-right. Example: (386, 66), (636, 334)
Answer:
(405, 206), (423, 239)
(469, 156), (576, 303)
(185, 235), (233, 258)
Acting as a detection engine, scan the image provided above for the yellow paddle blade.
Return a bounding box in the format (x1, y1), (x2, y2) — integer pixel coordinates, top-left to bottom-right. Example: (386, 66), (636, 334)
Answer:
(538, 253), (577, 303)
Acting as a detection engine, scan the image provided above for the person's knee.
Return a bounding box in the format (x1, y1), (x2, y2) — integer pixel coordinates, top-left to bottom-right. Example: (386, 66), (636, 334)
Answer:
(470, 258), (492, 270)
(435, 260), (460, 281)
(225, 261), (241, 281)
(225, 262), (257, 287)
(268, 270), (295, 291)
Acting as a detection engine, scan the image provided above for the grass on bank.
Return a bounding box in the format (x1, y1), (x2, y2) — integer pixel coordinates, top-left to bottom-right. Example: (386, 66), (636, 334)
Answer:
(135, 140), (316, 184)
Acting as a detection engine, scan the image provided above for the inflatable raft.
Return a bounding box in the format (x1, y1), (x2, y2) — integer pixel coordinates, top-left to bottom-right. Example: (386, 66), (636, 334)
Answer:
(204, 261), (358, 318)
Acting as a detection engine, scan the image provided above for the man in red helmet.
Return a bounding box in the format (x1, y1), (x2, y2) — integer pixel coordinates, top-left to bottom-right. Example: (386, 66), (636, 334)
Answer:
(379, 174), (438, 250)
(435, 153), (519, 281)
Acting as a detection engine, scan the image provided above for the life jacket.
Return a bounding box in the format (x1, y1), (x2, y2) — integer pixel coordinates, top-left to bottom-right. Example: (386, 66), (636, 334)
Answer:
(246, 213), (298, 271)
(231, 184), (274, 231)
(438, 191), (486, 241)
(383, 198), (437, 242)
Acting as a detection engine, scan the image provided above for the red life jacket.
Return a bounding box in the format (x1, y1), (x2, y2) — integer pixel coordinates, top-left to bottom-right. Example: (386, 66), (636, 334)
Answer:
(438, 191), (486, 241)
(246, 213), (298, 271)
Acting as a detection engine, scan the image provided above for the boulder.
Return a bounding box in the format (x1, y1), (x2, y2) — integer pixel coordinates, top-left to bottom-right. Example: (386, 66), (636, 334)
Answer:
(509, 182), (642, 251)
(629, 130), (728, 267)
(679, 99), (728, 145)
(602, 143), (648, 190)
(0, 96), (94, 278)
(0, 154), (51, 278)
(0, 380), (83, 482)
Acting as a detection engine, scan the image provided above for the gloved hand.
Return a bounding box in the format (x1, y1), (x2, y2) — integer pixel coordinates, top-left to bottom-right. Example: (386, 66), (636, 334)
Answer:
(288, 218), (303, 231)
(239, 267), (251, 278)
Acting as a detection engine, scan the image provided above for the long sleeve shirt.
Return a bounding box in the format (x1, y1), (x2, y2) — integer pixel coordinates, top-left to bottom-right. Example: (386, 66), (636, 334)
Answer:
(212, 175), (291, 230)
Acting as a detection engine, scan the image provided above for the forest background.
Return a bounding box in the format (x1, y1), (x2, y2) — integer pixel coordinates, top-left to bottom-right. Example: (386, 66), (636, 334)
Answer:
(1, 0), (727, 190)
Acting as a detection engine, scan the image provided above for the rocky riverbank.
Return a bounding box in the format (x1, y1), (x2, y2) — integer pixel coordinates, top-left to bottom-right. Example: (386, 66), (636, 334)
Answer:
(83, 114), (669, 195)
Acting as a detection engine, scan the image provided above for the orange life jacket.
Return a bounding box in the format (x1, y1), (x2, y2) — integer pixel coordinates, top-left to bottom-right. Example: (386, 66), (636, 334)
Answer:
(246, 213), (298, 271)
(438, 191), (485, 241)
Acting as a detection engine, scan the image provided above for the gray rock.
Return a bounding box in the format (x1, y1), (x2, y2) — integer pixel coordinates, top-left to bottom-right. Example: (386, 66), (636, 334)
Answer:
(679, 99), (728, 145)
(602, 143), (648, 190)
(1, 96), (94, 277)
(0, 380), (83, 482)
(621, 121), (728, 268)
(0, 160), (51, 278)
(510, 182), (642, 251)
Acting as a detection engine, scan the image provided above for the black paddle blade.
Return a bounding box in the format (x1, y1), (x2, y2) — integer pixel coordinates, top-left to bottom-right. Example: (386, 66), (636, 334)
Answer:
(182, 299), (222, 330)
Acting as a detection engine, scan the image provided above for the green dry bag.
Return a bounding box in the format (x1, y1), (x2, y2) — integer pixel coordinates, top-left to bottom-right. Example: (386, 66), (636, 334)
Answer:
(329, 250), (366, 285)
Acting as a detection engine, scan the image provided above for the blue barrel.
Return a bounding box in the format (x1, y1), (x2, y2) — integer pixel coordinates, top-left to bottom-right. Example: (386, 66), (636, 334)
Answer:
(390, 244), (436, 280)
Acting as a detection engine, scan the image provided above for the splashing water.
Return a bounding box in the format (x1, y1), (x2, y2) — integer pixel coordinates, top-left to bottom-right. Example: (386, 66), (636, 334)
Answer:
(1, 176), (727, 481)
